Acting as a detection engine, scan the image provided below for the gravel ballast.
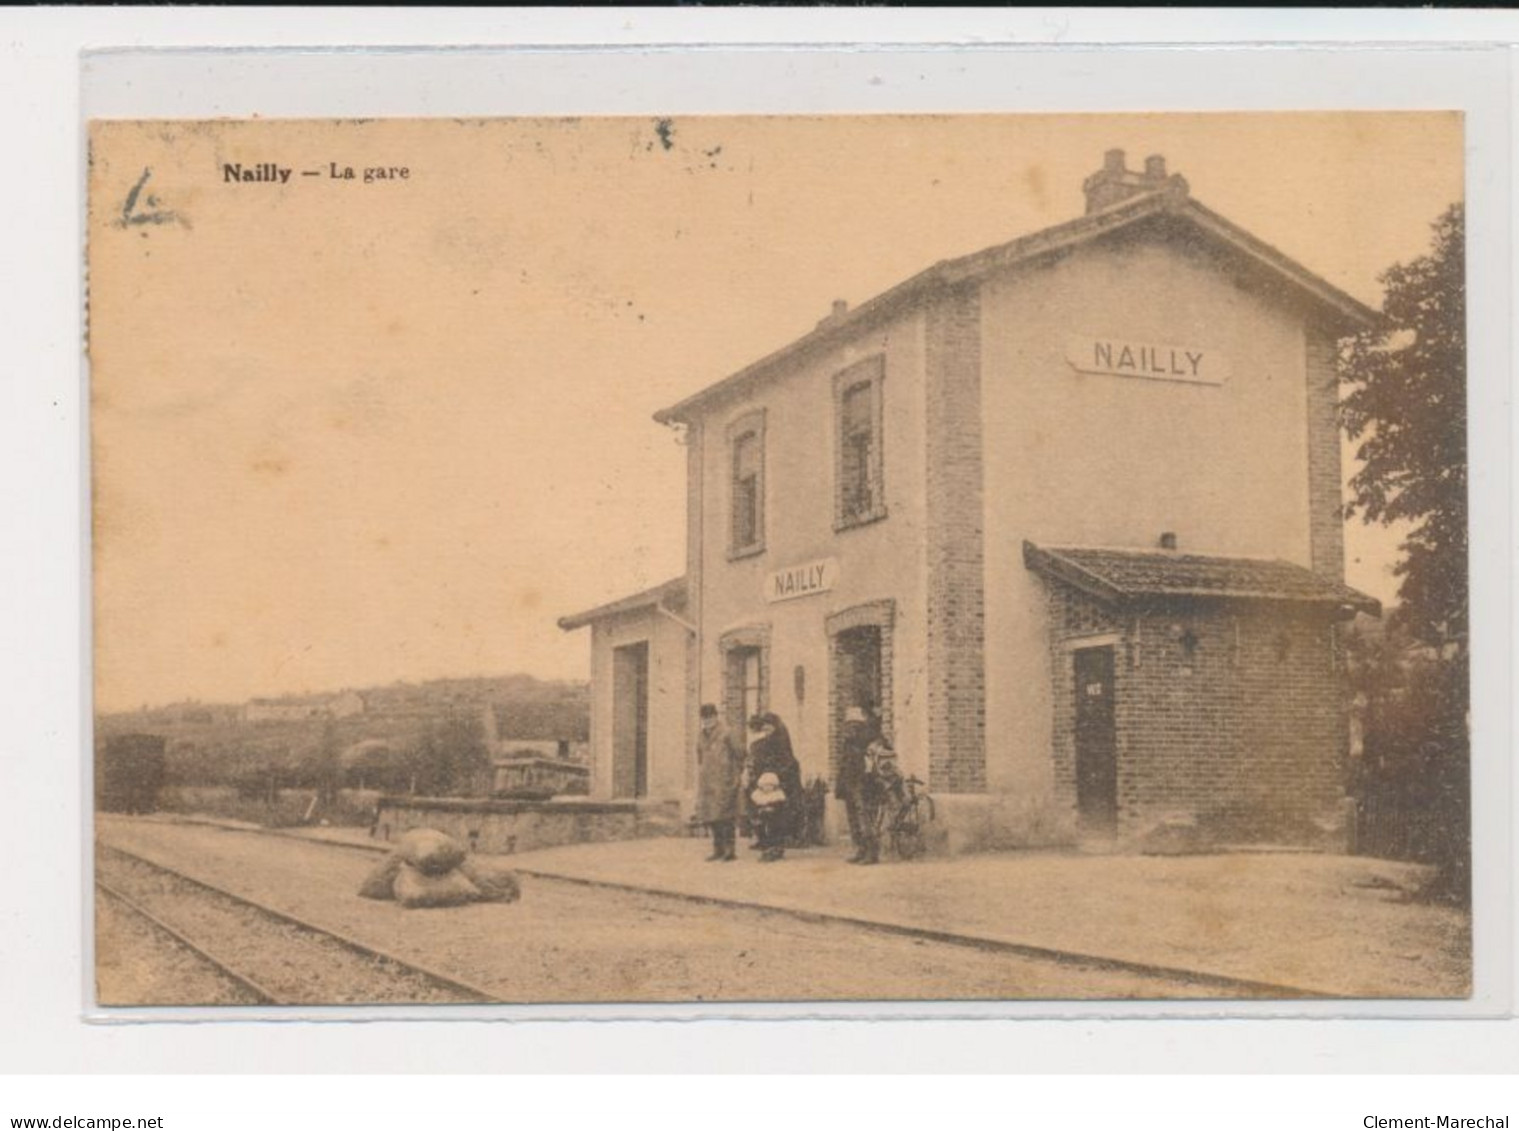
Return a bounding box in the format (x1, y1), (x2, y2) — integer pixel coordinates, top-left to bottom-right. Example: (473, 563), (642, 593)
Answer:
(96, 845), (487, 1005)
(94, 887), (267, 1007)
(96, 817), (1231, 1003)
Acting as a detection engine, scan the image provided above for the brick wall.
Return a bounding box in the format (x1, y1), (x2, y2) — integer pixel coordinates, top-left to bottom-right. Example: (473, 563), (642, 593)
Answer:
(1305, 327), (1346, 580)
(924, 283), (987, 792)
(1046, 583), (1348, 845)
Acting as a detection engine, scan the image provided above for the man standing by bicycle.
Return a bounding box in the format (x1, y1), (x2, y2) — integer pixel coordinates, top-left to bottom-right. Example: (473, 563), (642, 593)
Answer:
(835, 705), (881, 865)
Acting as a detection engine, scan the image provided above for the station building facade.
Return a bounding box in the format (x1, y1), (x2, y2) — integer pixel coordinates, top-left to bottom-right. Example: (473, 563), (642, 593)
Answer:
(560, 151), (1379, 851)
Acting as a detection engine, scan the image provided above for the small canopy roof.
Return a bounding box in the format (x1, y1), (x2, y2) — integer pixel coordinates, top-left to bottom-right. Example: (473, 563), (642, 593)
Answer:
(557, 577), (687, 631)
(1023, 542), (1381, 617)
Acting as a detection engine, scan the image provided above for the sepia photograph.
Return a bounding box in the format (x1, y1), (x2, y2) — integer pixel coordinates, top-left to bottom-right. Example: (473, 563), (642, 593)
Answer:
(86, 111), (1471, 1009)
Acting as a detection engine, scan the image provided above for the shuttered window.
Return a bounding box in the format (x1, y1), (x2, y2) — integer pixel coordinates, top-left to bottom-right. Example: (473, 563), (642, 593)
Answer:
(727, 409), (766, 557)
(834, 357), (887, 529)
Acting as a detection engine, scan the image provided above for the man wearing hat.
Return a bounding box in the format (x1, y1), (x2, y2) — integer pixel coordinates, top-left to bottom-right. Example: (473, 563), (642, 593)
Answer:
(835, 705), (881, 864)
(695, 703), (744, 862)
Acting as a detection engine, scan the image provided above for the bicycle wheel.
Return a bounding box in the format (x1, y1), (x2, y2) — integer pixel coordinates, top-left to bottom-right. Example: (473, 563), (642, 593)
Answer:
(891, 801), (928, 860)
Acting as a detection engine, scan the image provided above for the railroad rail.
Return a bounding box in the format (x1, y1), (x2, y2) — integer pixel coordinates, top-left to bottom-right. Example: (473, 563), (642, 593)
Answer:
(94, 879), (279, 1005)
(97, 817), (1336, 1000)
(95, 842), (504, 1006)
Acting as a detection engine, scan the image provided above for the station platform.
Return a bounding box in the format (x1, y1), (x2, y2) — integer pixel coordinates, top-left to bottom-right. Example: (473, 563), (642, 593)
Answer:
(279, 821), (1469, 999)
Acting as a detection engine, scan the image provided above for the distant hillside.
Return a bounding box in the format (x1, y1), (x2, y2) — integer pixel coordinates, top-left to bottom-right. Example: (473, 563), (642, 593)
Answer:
(95, 674), (589, 786)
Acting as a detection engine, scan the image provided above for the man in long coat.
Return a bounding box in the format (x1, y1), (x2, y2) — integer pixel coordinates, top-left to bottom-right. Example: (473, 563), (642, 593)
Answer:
(695, 703), (744, 861)
(835, 706), (881, 864)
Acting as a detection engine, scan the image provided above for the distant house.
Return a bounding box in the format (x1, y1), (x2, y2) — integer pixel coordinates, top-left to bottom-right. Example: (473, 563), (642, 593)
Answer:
(480, 703), (588, 762)
(243, 698), (327, 724)
(242, 690), (366, 724)
(494, 738), (586, 762)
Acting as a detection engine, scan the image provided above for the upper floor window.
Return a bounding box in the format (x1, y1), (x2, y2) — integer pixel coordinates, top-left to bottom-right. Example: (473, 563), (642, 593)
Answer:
(834, 357), (886, 529)
(727, 410), (766, 557)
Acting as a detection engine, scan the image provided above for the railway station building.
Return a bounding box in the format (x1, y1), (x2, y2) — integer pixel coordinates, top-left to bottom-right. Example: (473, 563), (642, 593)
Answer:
(559, 151), (1380, 852)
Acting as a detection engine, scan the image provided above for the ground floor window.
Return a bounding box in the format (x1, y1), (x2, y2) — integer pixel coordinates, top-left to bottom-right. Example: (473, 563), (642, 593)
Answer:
(720, 627), (771, 736)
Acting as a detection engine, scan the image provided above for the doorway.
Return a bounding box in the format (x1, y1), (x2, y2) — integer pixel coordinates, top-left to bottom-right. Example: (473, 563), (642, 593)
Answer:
(611, 641), (649, 799)
(835, 626), (883, 718)
(1073, 645), (1118, 835)
(725, 645), (764, 734)
(832, 625), (884, 777)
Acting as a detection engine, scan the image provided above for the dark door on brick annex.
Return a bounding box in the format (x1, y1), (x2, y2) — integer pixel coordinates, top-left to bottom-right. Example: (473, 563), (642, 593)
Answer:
(611, 641), (649, 799)
(1073, 645), (1118, 835)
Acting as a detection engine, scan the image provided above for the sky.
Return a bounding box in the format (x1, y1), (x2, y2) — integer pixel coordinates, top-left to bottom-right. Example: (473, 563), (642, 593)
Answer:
(88, 113), (1464, 712)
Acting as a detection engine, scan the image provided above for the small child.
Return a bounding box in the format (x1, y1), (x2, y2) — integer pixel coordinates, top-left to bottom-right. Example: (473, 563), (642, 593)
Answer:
(749, 772), (788, 863)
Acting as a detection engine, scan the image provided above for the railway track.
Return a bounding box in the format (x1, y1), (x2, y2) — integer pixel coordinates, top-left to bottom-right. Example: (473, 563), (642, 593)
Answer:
(97, 819), (1331, 1000)
(94, 881), (277, 1005)
(95, 843), (503, 1006)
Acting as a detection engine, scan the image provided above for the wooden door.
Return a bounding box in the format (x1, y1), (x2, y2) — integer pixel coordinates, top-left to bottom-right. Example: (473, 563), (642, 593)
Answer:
(1073, 645), (1118, 835)
(612, 642), (649, 799)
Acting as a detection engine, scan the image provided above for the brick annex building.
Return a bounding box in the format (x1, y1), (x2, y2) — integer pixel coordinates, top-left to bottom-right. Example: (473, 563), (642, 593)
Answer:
(560, 150), (1380, 852)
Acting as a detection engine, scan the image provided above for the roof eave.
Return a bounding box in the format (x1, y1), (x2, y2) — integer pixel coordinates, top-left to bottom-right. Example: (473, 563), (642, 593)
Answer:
(655, 189), (1378, 425)
(652, 262), (948, 425)
(1133, 589), (1382, 618)
(1025, 542), (1383, 619)
(1179, 199), (1379, 331)
(1022, 540), (1127, 606)
(557, 579), (686, 632)
(557, 602), (657, 632)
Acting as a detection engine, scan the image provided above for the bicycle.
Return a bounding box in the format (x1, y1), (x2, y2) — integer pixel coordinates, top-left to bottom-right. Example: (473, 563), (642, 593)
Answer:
(868, 749), (936, 861)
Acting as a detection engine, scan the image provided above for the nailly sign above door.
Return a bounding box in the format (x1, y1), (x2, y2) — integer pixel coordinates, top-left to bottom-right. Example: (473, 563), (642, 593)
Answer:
(1066, 337), (1228, 386)
(766, 557), (838, 604)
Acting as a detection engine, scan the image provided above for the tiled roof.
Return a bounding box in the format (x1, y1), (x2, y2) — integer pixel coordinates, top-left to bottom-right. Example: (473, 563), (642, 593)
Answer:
(557, 577), (688, 631)
(1023, 542), (1381, 615)
(491, 756), (589, 772)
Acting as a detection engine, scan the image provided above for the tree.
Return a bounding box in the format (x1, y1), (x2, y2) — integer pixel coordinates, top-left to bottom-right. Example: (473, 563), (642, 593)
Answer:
(437, 712), (492, 797)
(1339, 203), (1468, 904)
(407, 713), (491, 797)
(312, 721), (342, 808)
(1340, 203), (1467, 657)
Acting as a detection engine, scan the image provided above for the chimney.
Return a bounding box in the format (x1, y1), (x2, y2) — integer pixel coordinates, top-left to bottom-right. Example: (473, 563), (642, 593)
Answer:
(817, 298), (849, 329)
(1083, 150), (1185, 215)
(1159, 532), (1178, 551)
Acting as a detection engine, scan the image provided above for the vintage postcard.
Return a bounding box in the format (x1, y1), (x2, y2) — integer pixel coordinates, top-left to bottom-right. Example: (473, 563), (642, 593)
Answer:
(88, 112), (1472, 1009)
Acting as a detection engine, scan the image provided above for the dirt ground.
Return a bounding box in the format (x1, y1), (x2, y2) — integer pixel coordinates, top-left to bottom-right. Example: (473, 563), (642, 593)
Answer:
(94, 817), (1248, 1004)
(507, 837), (1472, 999)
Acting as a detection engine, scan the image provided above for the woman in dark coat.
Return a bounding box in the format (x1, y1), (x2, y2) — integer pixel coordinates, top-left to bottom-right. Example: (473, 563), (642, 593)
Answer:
(745, 713), (804, 861)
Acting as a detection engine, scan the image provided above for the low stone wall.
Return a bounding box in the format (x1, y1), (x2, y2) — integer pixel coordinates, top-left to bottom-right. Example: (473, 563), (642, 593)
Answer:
(930, 792), (1078, 855)
(373, 796), (683, 856)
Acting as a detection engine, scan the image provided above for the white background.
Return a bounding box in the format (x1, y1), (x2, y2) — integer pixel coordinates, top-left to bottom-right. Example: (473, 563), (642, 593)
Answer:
(3, 6), (1517, 1113)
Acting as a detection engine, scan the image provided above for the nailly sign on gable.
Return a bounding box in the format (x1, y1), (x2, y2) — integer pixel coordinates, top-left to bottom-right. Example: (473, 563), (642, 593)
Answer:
(765, 557), (838, 604)
(1067, 337), (1228, 386)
